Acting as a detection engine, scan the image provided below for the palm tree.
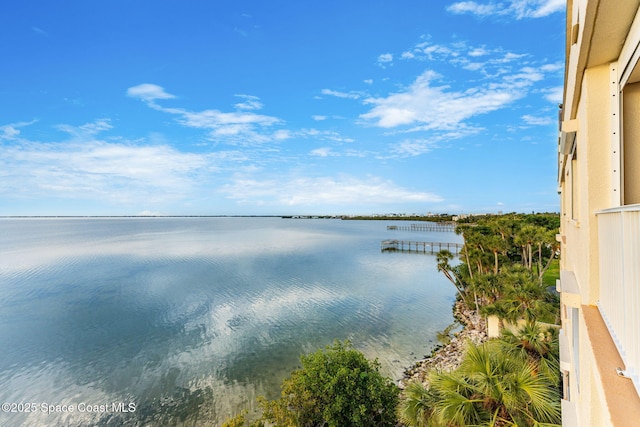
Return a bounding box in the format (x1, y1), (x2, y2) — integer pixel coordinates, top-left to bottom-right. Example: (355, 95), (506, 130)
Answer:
(500, 322), (556, 360)
(436, 250), (476, 310)
(398, 341), (561, 427)
(457, 224), (495, 277)
(514, 224), (539, 270)
(455, 225), (475, 280)
(481, 266), (556, 327)
(499, 323), (560, 387)
(470, 272), (500, 305)
(484, 233), (509, 275)
(492, 216), (517, 242)
(397, 381), (439, 427)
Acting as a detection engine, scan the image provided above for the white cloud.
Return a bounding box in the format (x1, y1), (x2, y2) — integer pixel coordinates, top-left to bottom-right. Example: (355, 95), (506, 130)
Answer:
(501, 52), (527, 62)
(298, 128), (354, 143)
(447, 0), (565, 19)
(210, 124), (249, 136)
(405, 40), (529, 78)
(390, 139), (438, 157)
(0, 120), (37, 140)
(127, 84), (363, 147)
(307, 145), (371, 159)
(544, 86), (564, 103)
(126, 83), (176, 103)
(381, 126), (482, 159)
(401, 41), (455, 62)
(272, 129), (292, 140)
(377, 53), (393, 67)
(540, 63), (563, 72)
(234, 94), (264, 111)
(310, 147), (333, 157)
(360, 70), (517, 129)
(220, 174), (442, 206)
(320, 88), (361, 100)
(506, 66), (544, 85)
(530, 0), (565, 17)
(0, 125), (21, 139)
(447, 1), (499, 16)
(522, 114), (553, 125)
(462, 62), (486, 71)
(0, 120), (210, 204)
(127, 84), (284, 145)
(56, 118), (113, 137)
(360, 58), (557, 131)
(400, 39), (532, 81)
(180, 110), (280, 128)
(468, 47), (489, 57)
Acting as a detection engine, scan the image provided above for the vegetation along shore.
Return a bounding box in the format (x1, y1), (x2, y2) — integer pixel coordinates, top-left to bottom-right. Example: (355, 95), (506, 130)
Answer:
(224, 212), (561, 427)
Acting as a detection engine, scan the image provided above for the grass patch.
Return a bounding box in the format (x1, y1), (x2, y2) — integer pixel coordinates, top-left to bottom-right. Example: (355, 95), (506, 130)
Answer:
(542, 258), (559, 288)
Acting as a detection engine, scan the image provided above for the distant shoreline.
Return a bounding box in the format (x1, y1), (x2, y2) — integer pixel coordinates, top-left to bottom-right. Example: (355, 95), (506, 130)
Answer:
(0, 215), (285, 218)
(0, 214), (455, 221)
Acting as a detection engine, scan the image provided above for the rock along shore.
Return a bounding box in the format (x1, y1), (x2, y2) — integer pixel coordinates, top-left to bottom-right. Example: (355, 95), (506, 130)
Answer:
(399, 301), (488, 388)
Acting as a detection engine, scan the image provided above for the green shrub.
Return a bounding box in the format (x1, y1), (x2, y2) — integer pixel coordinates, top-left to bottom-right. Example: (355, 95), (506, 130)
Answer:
(260, 340), (399, 427)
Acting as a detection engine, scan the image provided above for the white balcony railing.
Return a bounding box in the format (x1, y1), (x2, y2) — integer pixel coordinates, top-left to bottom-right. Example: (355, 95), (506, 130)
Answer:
(597, 204), (640, 395)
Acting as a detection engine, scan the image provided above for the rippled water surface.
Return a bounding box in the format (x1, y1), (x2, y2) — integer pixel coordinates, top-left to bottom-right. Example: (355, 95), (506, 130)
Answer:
(0, 217), (461, 426)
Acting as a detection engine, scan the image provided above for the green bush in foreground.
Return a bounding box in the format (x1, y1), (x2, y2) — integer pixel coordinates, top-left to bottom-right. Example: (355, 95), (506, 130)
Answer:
(258, 340), (399, 427)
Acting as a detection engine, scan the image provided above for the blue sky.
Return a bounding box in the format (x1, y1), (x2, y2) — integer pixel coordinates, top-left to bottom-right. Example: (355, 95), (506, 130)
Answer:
(1, 0), (565, 216)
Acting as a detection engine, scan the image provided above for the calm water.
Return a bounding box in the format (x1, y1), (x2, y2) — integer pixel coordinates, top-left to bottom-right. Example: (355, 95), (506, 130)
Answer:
(0, 217), (460, 426)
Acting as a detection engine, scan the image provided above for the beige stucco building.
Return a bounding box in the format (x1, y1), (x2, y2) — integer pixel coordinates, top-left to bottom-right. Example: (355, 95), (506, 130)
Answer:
(558, 0), (640, 425)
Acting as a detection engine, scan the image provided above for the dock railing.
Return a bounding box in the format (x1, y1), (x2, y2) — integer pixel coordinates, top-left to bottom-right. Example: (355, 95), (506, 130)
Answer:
(386, 222), (455, 232)
(381, 240), (462, 255)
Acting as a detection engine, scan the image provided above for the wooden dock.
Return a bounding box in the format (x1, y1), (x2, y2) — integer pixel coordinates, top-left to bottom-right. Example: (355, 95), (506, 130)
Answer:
(381, 240), (462, 255)
(386, 223), (455, 232)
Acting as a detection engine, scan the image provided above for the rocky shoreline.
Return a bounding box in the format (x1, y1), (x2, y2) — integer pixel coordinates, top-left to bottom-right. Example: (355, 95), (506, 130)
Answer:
(399, 301), (488, 388)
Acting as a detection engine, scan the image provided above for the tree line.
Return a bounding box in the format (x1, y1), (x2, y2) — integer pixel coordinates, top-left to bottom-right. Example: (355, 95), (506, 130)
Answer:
(439, 213), (560, 325)
(399, 213), (562, 426)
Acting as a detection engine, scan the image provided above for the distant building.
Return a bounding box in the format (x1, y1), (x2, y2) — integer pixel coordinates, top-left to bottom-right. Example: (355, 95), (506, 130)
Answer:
(558, 1), (640, 425)
(452, 214), (472, 221)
